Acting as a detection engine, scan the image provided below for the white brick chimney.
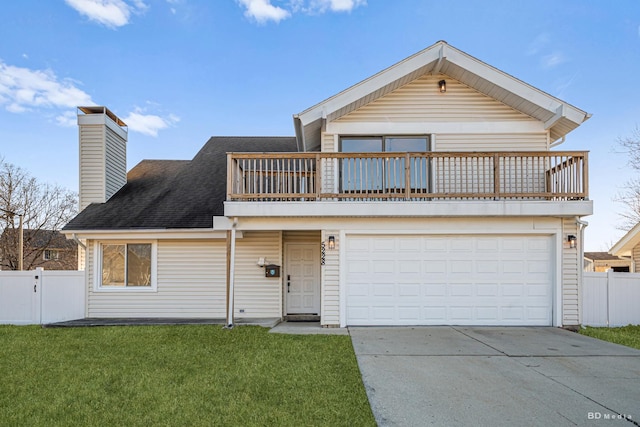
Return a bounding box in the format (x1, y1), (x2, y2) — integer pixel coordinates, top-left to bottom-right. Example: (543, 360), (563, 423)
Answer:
(77, 106), (128, 211)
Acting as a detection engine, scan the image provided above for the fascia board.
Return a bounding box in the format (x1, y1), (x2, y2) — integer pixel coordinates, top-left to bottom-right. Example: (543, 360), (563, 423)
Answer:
(609, 223), (640, 256)
(445, 48), (589, 126)
(63, 229), (235, 240)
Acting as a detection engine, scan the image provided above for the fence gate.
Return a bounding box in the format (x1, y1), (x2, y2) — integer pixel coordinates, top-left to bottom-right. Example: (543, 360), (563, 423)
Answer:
(0, 268), (85, 325)
(0, 270), (41, 325)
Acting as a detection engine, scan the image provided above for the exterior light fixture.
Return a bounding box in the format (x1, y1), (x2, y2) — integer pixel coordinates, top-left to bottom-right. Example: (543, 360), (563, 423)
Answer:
(328, 235), (336, 250)
(568, 235), (577, 249)
(438, 79), (446, 93)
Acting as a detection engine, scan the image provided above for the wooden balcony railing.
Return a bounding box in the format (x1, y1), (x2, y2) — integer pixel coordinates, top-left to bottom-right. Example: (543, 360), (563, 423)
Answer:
(227, 151), (588, 202)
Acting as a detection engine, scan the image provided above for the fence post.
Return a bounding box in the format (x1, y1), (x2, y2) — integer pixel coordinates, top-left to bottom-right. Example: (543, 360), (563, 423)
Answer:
(34, 267), (44, 324)
(606, 269), (613, 327)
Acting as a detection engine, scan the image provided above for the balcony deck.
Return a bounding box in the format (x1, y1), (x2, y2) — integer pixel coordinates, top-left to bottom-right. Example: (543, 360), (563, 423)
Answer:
(227, 151), (588, 203)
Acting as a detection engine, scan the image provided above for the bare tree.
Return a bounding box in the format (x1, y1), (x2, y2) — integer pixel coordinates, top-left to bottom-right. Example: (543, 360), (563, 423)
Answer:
(0, 158), (78, 270)
(615, 126), (640, 231)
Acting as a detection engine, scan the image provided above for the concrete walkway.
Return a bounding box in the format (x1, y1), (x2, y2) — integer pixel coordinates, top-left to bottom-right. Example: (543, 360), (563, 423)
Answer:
(350, 327), (640, 426)
(269, 321), (349, 335)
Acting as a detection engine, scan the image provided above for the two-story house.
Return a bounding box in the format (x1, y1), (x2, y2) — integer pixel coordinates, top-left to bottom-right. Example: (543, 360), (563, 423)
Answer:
(63, 41), (592, 327)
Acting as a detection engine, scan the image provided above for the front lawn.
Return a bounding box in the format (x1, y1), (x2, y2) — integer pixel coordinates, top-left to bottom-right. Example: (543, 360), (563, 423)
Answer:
(579, 325), (640, 350)
(0, 325), (375, 427)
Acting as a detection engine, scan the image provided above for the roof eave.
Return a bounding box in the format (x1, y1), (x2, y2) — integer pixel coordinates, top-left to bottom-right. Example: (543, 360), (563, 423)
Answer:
(609, 223), (640, 257)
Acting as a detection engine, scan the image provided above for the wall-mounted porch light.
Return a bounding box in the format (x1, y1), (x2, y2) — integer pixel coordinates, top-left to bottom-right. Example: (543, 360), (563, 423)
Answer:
(438, 79), (447, 93)
(567, 235), (577, 249)
(328, 235), (336, 250)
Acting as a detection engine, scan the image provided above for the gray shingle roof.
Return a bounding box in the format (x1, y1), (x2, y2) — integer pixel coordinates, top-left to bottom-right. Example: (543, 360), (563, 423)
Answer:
(64, 136), (297, 230)
(584, 252), (623, 261)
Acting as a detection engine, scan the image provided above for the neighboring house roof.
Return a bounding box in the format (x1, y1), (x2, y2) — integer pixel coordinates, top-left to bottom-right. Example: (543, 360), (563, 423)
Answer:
(64, 136), (297, 230)
(293, 40), (591, 151)
(1, 229), (77, 249)
(584, 252), (625, 261)
(609, 223), (640, 257)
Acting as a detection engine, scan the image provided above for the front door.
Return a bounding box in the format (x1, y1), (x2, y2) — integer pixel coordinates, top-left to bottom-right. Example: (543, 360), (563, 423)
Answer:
(285, 243), (320, 315)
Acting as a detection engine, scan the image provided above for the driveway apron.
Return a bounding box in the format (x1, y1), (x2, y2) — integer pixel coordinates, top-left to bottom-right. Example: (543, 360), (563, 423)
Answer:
(349, 327), (640, 427)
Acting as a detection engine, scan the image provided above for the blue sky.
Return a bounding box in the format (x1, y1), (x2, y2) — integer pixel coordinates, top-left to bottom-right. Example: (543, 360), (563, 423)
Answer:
(0, 0), (639, 251)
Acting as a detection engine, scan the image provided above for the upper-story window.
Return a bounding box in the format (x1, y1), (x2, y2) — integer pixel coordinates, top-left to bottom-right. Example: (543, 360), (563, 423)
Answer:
(341, 136), (429, 153)
(43, 249), (60, 260)
(340, 136), (430, 193)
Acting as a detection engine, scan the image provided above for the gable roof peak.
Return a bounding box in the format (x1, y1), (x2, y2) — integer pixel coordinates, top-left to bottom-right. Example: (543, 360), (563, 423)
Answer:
(294, 40), (590, 151)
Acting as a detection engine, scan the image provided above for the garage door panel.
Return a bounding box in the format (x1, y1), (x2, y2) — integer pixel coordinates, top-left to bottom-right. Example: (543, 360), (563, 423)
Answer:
(424, 284), (446, 296)
(451, 260), (473, 273)
(477, 284), (499, 296)
(346, 235), (553, 326)
(399, 284), (420, 296)
(373, 284), (394, 297)
(398, 306), (420, 320)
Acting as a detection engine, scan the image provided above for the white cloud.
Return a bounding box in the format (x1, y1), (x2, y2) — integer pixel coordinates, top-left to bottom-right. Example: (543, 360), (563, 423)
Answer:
(166, 0), (180, 14)
(542, 51), (567, 68)
(310, 0), (366, 12)
(64, 0), (148, 28)
(0, 61), (94, 115)
(122, 108), (180, 137)
(237, 0), (290, 23)
(238, 0), (365, 23)
(56, 111), (78, 127)
(527, 32), (550, 56)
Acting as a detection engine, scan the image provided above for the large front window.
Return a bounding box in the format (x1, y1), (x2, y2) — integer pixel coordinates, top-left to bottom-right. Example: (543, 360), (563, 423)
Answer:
(340, 136), (429, 193)
(99, 242), (155, 289)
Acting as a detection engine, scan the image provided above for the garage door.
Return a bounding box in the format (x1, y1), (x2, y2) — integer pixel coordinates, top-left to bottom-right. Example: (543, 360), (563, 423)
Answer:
(345, 235), (553, 326)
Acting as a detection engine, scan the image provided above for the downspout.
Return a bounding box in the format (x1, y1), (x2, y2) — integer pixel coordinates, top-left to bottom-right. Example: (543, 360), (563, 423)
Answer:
(71, 233), (87, 250)
(226, 217), (238, 328)
(550, 136), (565, 148)
(575, 217), (588, 327)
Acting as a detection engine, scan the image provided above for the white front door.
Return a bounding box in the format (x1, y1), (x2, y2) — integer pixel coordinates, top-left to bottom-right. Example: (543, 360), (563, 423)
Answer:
(286, 243), (320, 315)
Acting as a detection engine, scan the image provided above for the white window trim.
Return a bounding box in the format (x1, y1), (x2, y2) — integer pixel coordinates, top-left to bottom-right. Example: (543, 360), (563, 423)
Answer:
(93, 240), (158, 292)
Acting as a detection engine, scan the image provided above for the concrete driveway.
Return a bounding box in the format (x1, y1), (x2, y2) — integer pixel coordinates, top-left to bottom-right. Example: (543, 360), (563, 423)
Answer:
(349, 327), (640, 426)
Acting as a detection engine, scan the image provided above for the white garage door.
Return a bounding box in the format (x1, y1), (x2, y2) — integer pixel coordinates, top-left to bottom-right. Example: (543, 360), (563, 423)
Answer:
(345, 235), (554, 326)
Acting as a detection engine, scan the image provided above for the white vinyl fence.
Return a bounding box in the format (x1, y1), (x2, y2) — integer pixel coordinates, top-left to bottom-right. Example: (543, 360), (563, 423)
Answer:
(0, 268), (85, 325)
(583, 272), (640, 327)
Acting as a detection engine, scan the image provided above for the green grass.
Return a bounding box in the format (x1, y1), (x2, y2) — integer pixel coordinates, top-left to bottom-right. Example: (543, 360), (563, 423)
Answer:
(579, 325), (640, 350)
(0, 325), (375, 427)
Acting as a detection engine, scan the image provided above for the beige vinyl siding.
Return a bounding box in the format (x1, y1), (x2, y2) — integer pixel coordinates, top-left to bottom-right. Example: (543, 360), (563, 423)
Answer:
(320, 133), (338, 193)
(234, 231), (282, 318)
(79, 125), (106, 210)
(632, 245), (640, 272)
(104, 126), (127, 201)
(334, 74), (537, 123)
(321, 229), (340, 326)
(562, 218), (579, 325)
(435, 133), (547, 152)
(321, 132), (337, 152)
(86, 240), (94, 317)
(88, 240), (227, 318)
